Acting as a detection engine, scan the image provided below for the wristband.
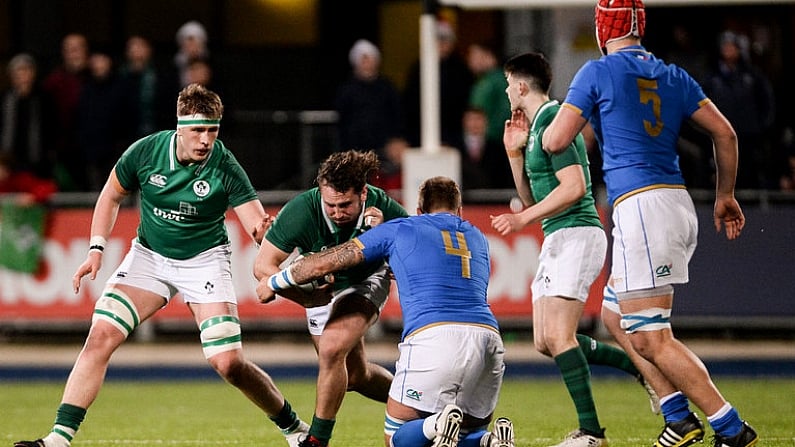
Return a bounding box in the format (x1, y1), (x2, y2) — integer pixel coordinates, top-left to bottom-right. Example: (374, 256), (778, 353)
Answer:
(89, 235), (107, 253)
(268, 266), (296, 292)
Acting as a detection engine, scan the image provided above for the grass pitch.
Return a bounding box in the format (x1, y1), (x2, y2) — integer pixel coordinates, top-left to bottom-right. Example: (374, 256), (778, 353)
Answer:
(2, 378), (794, 446)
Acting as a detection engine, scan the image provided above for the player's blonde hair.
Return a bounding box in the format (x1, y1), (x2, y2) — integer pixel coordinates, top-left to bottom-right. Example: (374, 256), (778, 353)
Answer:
(418, 176), (461, 214)
(176, 83), (223, 119)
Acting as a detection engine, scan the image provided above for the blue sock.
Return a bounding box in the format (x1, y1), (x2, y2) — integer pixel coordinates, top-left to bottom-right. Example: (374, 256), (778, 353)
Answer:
(392, 419), (431, 447)
(660, 392), (692, 423)
(709, 406), (743, 438)
(458, 429), (488, 447)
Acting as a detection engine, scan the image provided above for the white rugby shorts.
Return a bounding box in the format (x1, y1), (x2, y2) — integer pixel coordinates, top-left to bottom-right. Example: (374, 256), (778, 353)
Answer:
(305, 263), (391, 335)
(610, 188), (698, 293)
(388, 324), (505, 418)
(532, 226), (607, 302)
(107, 239), (236, 304)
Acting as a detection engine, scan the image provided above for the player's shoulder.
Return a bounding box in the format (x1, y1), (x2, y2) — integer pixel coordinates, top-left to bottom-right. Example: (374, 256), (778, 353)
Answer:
(121, 130), (172, 164)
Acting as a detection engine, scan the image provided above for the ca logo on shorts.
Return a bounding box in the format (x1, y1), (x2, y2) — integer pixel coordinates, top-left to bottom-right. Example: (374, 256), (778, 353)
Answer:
(405, 389), (423, 401)
(193, 180), (210, 197)
(655, 264), (672, 278)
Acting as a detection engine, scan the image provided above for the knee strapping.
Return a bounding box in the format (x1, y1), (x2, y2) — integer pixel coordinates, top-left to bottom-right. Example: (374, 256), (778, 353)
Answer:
(199, 315), (242, 358)
(621, 307), (672, 333)
(601, 284), (620, 314)
(92, 289), (140, 338)
(384, 411), (405, 439)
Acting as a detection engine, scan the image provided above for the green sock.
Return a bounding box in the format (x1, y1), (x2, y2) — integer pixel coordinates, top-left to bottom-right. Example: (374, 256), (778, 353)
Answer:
(309, 414), (335, 445)
(51, 403), (86, 443)
(576, 333), (639, 377)
(555, 347), (603, 436)
(269, 399), (299, 431)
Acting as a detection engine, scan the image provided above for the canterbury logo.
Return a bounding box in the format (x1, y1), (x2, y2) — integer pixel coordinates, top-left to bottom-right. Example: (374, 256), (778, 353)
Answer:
(148, 174), (167, 187)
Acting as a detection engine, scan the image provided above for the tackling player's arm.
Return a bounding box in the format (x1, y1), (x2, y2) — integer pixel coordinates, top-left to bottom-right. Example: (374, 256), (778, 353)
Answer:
(260, 240), (365, 303)
(253, 239), (334, 306)
(291, 240), (364, 283)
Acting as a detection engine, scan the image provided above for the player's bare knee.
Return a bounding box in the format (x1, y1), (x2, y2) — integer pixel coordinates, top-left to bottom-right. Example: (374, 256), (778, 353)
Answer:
(627, 333), (656, 360)
(81, 328), (125, 358)
(209, 353), (248, 383)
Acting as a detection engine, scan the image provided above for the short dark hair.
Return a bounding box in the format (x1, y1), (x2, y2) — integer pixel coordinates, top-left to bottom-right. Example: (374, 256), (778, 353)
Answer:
(503, 52), (552, 94)
(418, 176), (461, 214)
(316, 150), (380, 193)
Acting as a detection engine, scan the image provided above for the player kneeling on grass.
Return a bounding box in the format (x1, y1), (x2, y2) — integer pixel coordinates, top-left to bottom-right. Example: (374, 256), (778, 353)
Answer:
(259, 176), (515, 447)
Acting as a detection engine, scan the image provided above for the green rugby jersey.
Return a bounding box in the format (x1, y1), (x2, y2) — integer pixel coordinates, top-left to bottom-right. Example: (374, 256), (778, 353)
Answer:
(526, 100), (602, 236)
(115, 130), (258, 260)
(266, 185), (408, 290)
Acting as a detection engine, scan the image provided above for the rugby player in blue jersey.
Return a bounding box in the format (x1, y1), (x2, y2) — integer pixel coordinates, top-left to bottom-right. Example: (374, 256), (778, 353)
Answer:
(542, 2), (756, 447)
(260, 176), (514, 447)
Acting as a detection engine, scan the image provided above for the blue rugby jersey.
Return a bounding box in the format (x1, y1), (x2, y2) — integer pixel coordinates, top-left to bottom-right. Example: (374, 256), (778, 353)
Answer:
(354, 213), (498, 340)
(563, 46), (709, 205)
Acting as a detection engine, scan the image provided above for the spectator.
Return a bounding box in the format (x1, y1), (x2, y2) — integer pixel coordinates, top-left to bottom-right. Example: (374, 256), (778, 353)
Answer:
(778, 126), (795, 191)
(665, 24), (708, 84)
(467, 41), (511, 150)
(185, 58), (211, 87)
(42, 33), (90, 191)
(402, 20), (474, 149)
(173, 20), (210, 89)
(702, 30), (776, 189)
(78, 49), (128, 191)
(459, 107), (514, 189)
(334, 39), (402, 157)
(118, 35), (160, 137)
(371, 136), (411, 197)
(0, 53), (55, 180)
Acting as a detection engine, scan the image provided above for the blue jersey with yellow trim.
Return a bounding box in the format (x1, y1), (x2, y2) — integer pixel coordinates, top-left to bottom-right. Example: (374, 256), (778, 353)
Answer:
(354, 213), (497, 340)
(563, 46), (708, 204)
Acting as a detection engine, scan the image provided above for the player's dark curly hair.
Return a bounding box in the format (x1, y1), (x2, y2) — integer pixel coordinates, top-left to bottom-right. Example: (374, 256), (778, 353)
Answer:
(316, 150), (380, 193)
(177, 83), (224, 118)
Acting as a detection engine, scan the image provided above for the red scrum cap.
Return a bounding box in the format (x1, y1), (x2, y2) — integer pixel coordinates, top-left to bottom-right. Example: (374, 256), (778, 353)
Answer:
(595, 0), (645, 54)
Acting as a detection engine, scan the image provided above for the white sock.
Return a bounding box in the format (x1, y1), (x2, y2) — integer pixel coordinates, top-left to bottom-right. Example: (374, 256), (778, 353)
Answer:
(422, 412), (439, 440)
(43, 431), (71, 447)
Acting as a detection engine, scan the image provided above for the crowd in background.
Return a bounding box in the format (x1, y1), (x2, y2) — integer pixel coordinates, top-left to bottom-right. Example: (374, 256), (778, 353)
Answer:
(0, 21), (218, 194)
(1, 18), (795, 196)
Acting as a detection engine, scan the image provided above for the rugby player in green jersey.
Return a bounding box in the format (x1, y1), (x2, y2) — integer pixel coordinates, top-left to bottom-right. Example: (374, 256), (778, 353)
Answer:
(16, 84), (307, 447)
(254, 150), (408, 447)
